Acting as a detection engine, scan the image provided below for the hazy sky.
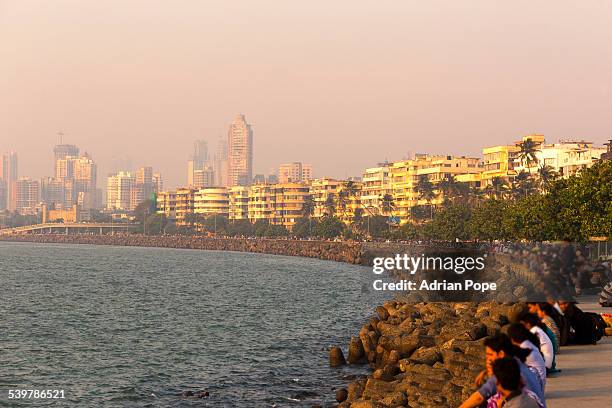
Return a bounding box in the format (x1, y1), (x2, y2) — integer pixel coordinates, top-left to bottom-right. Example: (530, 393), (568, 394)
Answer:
(1, 0), (611, 188)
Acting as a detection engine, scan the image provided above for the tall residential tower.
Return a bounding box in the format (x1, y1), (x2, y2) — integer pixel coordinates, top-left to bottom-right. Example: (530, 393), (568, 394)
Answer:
(227, 114), (253, 187)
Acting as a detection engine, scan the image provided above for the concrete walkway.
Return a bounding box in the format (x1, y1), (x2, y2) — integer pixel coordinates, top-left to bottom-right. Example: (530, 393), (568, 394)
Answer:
(545, 296), (612, 407)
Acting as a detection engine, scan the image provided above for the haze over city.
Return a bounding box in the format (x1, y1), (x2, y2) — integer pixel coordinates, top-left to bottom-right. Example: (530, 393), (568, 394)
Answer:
(1, 0), (611, 188)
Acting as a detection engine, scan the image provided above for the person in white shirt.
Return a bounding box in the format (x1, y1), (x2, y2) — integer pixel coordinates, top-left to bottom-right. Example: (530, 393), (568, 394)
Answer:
(520, 313), (555, 370)
(508, 323), (547, 387)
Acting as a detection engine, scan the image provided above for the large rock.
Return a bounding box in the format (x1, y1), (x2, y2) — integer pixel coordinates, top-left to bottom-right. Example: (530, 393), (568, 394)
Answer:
(361, 378), (397, 400)
(378, 334), (419, 356)
(409, 346), (441, 366)
(348, 336), (366, 364)
(347, 379), (366, 401)
(381, 391), (407, 407)
(335, 388), (348, 403)
(329, 346), (346, 367)
(376, 305), (390, 321)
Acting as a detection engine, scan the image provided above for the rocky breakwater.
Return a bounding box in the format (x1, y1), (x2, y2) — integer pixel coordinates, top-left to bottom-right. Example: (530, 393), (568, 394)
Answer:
(332, 301), (520, 408)
(0, 234), (364, 264)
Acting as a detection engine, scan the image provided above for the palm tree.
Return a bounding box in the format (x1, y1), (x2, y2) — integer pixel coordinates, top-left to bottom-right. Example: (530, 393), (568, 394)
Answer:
(537, 164), (558, 191)
(517, 138), (540, 171)
(336, 189), (349, 220)
(301, 195), (315, 218)
(437, 175), (462, 202)
(343, 180), (359, 199)
(468, 184), (485, 202)
(380, 194), (395, 216)
(486, 176), (508, 199)
(512, 170), (536, 198)
(415, 175), (436, 219)
(324, 193), (336, 217)
(301, 195), (315, 236)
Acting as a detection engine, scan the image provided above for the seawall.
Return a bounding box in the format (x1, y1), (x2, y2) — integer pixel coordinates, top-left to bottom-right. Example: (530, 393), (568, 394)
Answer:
(0, 234), (366, 264)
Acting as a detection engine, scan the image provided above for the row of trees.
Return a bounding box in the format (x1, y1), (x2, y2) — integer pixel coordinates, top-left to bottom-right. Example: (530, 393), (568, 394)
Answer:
(408, 160), (611, 242)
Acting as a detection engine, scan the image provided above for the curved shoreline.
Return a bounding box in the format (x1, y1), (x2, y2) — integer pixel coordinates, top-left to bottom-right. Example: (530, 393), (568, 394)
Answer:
(0, 234), (366, 264)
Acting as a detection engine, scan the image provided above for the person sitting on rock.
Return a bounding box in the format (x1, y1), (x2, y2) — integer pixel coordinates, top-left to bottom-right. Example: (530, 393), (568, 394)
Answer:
(507, 324), (547, 388)
(519, 313), (556, 374)
(458, 335), (545, 408)
(489, 357), (541, 408)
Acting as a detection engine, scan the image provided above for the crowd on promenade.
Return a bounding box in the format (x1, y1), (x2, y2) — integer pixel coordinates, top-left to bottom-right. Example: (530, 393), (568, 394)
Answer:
(458, 298), (607, 408)
(454, 241), (610, 407)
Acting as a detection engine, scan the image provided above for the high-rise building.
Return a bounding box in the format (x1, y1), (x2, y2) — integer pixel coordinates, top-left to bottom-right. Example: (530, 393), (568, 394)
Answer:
(73, 154), (97, 209)
(107, 167), (161, 211)
(193, 166), (215, 188)
(193, 140), (208, 168)
(0, 179), (6, 211)
(1, 152), (18, 210)
(152, 173), (163, 193)
(53, 144), (79, 163)
(213, 137), (228, 187)
(106, 171), (135, 210)
(53, 145), (98, 209)
(227, 114), (253, 187)
(278, 162), (313, 183)
(130, 166), (154, 210)
(188, 139), (209, 187)
(41, 177), (66, 208)
(15, 177), (40, 214)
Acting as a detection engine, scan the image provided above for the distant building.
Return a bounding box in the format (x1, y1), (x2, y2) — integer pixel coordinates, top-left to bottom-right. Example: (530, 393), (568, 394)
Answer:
(53, 144), (79, 163)
(229, 186), (249, 220)
(360, 164), (392, 215)
(156, 191), (176, 220)
(252, 174), (266, 185)
(227, 114), (253, 187)
(213, 137), (228, 187)
(188, 139), (210, 187)
(53, 148), (98, 209)
(41, 177), (66, 208)
(193, 166), (215, 189)
(194, 187), (229, 218)
(1, 152), (18, 210)
(130, 166), (153, 209)
(107, 167), (161, 211)
(152, 173), (163, 193)
(42, 204), (89, 223)
(512, 136), (606, 178)
(175, 188), (196, 225)
(278, 162), (313, 183)
(389, 154), (481, 224)
(15, 177), (40, 215)
(106, 171), (135, 210)
(0, 179), (6, 211)
(602, 140), (612, 161)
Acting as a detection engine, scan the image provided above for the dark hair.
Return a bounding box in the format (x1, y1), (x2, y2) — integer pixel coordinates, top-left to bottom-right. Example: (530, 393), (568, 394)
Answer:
(507, 323), (541, 349)
(520, 312), (546, 330)
(484, 334), (531, 362)
(493, 357), (521, 391)
(539, 302), (555, 317)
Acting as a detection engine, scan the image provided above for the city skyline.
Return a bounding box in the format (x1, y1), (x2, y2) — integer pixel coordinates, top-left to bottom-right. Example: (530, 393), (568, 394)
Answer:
(2, 1), (612, 188)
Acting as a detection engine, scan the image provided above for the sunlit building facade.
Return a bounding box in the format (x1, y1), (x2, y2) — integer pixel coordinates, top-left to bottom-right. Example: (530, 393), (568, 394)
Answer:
(194, 187), (230, 218)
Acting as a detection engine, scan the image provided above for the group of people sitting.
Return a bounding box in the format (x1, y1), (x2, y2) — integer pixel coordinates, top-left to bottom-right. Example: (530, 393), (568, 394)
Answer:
(459, 300), (602, 408)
